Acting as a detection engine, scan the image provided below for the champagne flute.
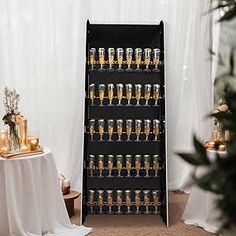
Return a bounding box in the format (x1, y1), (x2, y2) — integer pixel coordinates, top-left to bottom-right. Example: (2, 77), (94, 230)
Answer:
(107, 155), (114, 177)
(116, 48), (124, 72)
(116, 83), (123, 106)
(116, 190), (123, 214)
(89, 48), (96, 71)
(98, 48), (105, 71)
(89, 154), (95, 176)
(152, 190), (159, 214)
(116, 155), (123, 177)
(135, 48), (142, 72)
(125, 190), (132, 214)
(98, 155), (104, 177)
(108, 119), (114, 142)
(98, 84), (105, 106)
(144, 84), (151, 106)
(125, 155), (132, 177)
(143, 155), (150, 177)
(98, 190), (104, 214)
(135, 155), (142, 177)
(89, 84), (95, 106)
(144, 119), (151, 141)
(108, 48), (115, 72)
(153, 84), (160, 106)
(107, 190), (113, 214)
(125, 84), (132, 106)
(116, 119), (123, 142)
(88, 190), (95, 213)
(153, 119), (160, 141)
(125, 48), (133, 72)
(153, 155), (160, 176)
(126, 119), (132, 141)
(89, 119), (95, 141)
(108, 84), (114, 106)
(144, 48), (151, 72)
(135, 190), (141, 214)
(135, 119), (142, 141)
(135, 84), (142, 106)
(143, 190), (150, 214)
(98, 119), (105, 141)
(153, 48), (161, 72)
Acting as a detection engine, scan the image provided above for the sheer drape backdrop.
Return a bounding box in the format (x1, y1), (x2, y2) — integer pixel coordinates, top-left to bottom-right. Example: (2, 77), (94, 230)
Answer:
(0, 0), (213, 193)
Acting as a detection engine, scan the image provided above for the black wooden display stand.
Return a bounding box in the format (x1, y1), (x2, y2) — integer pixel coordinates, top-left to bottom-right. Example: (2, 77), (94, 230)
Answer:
(82, 20), (168, 225)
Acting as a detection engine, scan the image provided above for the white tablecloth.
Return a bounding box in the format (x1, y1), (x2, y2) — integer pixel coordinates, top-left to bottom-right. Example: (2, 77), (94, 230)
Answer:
(182, 150), (226, 233)
(0, 148), (92, 236)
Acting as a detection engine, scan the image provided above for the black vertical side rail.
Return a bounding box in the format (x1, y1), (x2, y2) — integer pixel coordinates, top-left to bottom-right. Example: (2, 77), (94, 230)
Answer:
(82, 20), (90, 223)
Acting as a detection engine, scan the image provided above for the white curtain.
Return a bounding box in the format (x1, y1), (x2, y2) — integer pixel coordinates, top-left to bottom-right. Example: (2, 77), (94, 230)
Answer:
(0, 0), (213, 192)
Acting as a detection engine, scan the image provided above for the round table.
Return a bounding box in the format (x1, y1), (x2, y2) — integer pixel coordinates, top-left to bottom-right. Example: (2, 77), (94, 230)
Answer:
(0, 148), (92, 236)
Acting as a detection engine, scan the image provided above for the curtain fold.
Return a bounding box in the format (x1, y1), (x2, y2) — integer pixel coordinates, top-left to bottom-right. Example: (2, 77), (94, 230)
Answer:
(0, 0), (214, 192)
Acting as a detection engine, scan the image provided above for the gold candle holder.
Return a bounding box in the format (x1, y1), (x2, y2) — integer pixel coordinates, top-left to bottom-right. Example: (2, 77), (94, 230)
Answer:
(19, 118), (28, 151)
(0, 129), (10, 154)
(27, 136), (39, 151)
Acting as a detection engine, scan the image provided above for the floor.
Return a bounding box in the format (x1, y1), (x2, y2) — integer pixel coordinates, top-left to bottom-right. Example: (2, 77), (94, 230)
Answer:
(71, 191), (216, 236)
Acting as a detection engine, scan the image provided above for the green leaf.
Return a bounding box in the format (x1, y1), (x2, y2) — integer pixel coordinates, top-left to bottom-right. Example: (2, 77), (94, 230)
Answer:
(193, 135), (210, 165)
(177, 153), (205, 166)
(219, 6), (236, 21)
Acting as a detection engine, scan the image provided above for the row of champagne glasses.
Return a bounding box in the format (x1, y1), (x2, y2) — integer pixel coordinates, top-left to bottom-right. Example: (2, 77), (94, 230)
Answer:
(89, 119), (160, 141)
(88, 189), (160, 214)
(89, 83), (160, 106)
(88, 154), (161, 177)
(89, 48), (161, 72)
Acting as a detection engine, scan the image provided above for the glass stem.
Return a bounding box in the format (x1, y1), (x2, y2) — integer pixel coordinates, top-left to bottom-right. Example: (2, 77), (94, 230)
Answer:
(146, 135), (148, 141)
(110, 64), (112, 69)
(137, 64), (140, 69)
(155, 100), (158, 106)
(90, 135), (93, 141)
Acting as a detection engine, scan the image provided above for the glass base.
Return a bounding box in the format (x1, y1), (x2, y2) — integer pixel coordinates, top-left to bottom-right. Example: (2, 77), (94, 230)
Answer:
(153, 68), (160, 72)
(125, 68), (133, 72)
(134, 67), (142, 72)
(98, 67), (105, 72)
(107, 103), (114, 106)
(107, 67), (115, 72)
(117, 68), (124, 72)
(144, 68), (151, 72)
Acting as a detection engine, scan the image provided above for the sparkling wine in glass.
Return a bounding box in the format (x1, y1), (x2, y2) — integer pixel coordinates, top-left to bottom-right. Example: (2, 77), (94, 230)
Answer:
(153, 119), (160, 141)
(135, 48), (142, 72)
(89, 84), (95, 106)
(125, 190), (132, 214)
(88, 190), (95, 213)
(98, 190), (104, 214)
(144, 48), (151, 72)
(135, 190), (141, 214)
(152, 190), (159, 214)
(135, 119), (142, 141)
(116, 190), (123, 214)
(98, 119), (105, 141)
(125, 155), (132, 177)
(89, 48), (96, 71)
(125, 48), (133, 72)
(89, 119), (95, 141)
(116, 48), (124, 72)
(126, 119), (132, 141)
(108, 48), (115, 72)
(143, 190), (150, 214)
(143, 155), (150, 177)
(144, 119), (151, 141)
(107, 155), (114, 177)
(116, 83), (123, 106)
(108, 119), (114, 142)
(144, 84), (151, 106)
(107, 190), (113, 214)
(153, 155), (160, 176)
(126, 84), (132, 106)
(135, 155), (142, 177)
(116, 119), (123, 141)
(89, 154), (95, 176)
(98, 155), (104, 177)
(116, 155), (123, 177)
(98, 48), (105, 71)
(153, 48), (161, 72)
(153, 84), (160, 106)
(108, 83), (114, 106)
(98, 84), (105, 106)
(135, 84), (142, 106)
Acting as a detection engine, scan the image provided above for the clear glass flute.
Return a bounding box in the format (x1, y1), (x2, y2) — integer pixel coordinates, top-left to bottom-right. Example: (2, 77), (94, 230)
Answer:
(143, 155), (150, 177)
(89, 48), (96, 71)
(116, 84), (123, 106)
(135, 155), (142, 177)
(126, 119), (132, 141)
(98, 190), (104, 214)
(89, 119), (95, 141)
(153, 155), (160, 176)
(135, 119), (142, 141)
(108, 84), (114, 106)
(125, 190), (132, 214)
(116, 190), (123, 214)
(108, 48), (115, 71)
(153, 119), (160, 141)
(152, 190), (159, 214)
(88, 190), (95, 213)
(153, 48), (161, 72)
(89, 84), (95, 105)
(89, 154), (95, 176)
(125, 155), (132, 177)
(98, 155), (104, 177)
(144, 119), (151, 141)
(143, 190), (150, 214)
(135, 190), (141, 214)
(116, 48), (124, 72)
(98, 48), (105, 71)
(144, 84), (151, 106)
(125, 84), (132, 106)
(144, 48), (151, 72)
(135, 84), (142, 106)
(108, 119), (114, 142)
(153, 84), (160, 106)
(125, 48), (133, 72)
(98, 84), (105, 106)
(98, 119), (105, 141)
(107, 155), (114, 177)
(107, 190), (113, 214)
(116, 119), (123, 141)
(135, 48), (142, 72)
(116, 155), (123, 177)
